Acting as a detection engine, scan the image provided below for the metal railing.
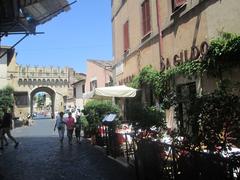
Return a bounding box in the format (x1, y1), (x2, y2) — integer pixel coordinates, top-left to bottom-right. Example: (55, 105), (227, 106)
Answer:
(134, 139), (240, 180)
(102, 129), (240, 180)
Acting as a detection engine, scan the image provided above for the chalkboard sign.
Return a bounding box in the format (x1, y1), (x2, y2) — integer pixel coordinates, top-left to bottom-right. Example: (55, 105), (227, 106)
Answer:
(102, 113), (117, 122)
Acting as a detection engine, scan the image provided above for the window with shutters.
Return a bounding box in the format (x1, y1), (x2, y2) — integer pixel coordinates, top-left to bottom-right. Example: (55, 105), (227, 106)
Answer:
(82, 84), (85, 93)
(123, 20), (129, 53)
(73, 87), (76, 98)
(172, 0), (186, 12)
(141, 0), (151, 36)
(90, 80), (97, 91)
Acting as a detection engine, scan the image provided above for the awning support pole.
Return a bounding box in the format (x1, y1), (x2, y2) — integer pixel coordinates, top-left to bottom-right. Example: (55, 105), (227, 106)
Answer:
(37, 0), (77, 23)
(0, 34), (29, 59)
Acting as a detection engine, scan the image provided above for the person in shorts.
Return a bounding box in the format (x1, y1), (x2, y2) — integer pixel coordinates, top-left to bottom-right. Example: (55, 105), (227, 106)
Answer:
(54, 112), (65, 144)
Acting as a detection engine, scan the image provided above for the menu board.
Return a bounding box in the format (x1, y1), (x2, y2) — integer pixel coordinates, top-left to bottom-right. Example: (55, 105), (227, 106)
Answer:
(102, 113), (117, 122)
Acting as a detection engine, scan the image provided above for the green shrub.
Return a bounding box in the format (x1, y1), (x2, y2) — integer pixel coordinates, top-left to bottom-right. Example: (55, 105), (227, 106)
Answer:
(80, 115), (89, 128)
(188, 90), (240, 152)
(82, 100), (120, 134)
(0, 86), (14, 118)
(127, 102), (166, 133)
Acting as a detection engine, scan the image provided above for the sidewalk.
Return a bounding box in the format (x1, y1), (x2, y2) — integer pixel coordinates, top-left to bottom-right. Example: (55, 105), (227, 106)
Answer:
(86, 138), (134, 168)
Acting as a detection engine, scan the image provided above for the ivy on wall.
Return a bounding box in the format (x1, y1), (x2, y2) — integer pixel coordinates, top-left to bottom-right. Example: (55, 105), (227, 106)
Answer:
(129, 32), (240, 144)
(130, 32), (240, 102)
(130, 59), (204, 100)
(205, 32), (240, 78)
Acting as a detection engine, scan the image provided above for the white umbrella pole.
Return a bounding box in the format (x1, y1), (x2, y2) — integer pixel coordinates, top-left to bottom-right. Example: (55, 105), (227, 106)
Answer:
(112, 97), (115, 105)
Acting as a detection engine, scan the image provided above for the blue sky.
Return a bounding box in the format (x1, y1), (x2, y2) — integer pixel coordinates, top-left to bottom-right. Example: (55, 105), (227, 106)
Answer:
(1, 0), (112, 73)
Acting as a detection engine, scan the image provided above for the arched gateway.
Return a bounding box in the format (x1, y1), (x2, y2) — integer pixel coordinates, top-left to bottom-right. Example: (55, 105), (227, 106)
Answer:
(30, 87), (56, 118)
(1, 49), (84, 120)
(7, 64), (74, 119)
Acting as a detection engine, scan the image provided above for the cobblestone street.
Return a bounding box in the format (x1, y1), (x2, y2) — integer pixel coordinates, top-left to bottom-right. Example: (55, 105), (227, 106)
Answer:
(0, 119), (136, 180)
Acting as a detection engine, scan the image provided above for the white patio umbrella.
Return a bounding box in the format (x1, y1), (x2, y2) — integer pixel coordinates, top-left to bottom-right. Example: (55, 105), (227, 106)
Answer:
(83, 85), (137, 100)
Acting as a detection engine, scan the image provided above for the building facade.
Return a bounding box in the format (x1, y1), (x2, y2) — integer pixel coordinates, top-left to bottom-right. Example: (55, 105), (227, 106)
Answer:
(66, 69), (86, 110)
(112, 0), (240, 129)
(112, 0), (161, 86)
(85, 59), (113, 92)
(0, 47), (12, 87)
(158, 0), (240, 129)
(112, 0), (162, 121)
(0, 47), (82, 118)
(71, 78), (86, 111)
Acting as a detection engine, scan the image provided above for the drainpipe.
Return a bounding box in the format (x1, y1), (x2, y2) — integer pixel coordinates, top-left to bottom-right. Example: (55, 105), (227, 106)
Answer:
(156, 0), (164, 109)
(156, 0), (163, 70)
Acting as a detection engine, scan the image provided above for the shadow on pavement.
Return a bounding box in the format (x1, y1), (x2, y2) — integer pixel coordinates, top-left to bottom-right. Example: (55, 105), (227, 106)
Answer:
(0, 136), (136, 180)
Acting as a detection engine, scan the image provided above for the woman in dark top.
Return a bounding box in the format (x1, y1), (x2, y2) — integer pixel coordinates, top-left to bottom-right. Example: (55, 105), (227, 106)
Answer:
(75, 115), (81, 144)
(0, 118), (8, 149)
(2, 108), (19, 148)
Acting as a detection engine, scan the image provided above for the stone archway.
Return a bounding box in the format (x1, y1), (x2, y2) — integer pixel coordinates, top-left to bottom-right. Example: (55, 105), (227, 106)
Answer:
(30, 87), (56, 118)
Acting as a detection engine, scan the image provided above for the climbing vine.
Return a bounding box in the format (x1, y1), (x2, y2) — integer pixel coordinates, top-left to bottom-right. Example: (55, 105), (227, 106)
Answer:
(129, 32), (240, 142)
(130, 59), (204, 100)
(205, 32), (240, 78)
(130, 32), (240, 103)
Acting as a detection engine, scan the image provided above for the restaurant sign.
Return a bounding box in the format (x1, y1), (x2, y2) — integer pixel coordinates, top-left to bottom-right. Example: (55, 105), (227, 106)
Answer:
(160, 41), (209, 71)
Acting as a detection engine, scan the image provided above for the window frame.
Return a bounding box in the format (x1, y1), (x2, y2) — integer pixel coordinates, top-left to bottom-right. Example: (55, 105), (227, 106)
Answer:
(141, 0), (151, 37)
(82, 84), (85, 93)
(90, 80), (97, 91)
(123, 20), (129, 53)
(73, 87), (76, 98)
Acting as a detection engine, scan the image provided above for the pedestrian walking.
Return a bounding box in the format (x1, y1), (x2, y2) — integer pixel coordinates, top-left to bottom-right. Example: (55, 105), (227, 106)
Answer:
(75, 114), (81, 144)
(2, 108), (19, 148)
(54, 112), (65, 144)
(65, 112), (75, 145)
(0, 118), (8, 150)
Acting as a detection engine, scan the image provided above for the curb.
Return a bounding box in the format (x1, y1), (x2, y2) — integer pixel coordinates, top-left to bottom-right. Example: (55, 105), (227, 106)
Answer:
(93, 144), (130, 168)
(107, 155), (130, 168)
